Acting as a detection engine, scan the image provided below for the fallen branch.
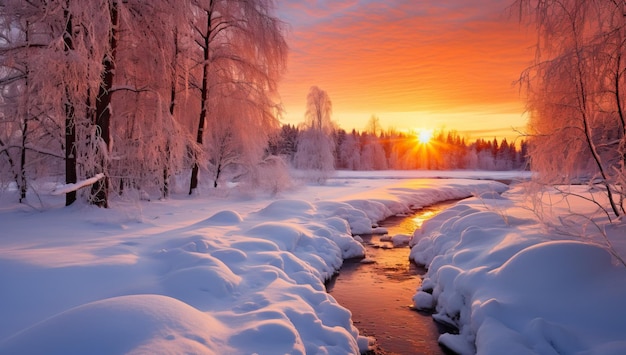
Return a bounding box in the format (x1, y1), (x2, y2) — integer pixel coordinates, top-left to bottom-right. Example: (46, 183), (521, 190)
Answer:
(51, 173), (105, 195)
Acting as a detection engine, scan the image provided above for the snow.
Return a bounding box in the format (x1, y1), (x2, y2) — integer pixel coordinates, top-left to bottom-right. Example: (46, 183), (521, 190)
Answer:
(410, 184), (626, 354)
(2, 170), (625, 355)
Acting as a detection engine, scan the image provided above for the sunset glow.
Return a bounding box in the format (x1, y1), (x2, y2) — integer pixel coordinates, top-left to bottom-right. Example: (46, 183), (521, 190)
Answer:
(277, 1), (534, 142)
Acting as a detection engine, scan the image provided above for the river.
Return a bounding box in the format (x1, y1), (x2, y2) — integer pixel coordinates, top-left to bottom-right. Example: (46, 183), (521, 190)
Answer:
(327, 201), (459, 355)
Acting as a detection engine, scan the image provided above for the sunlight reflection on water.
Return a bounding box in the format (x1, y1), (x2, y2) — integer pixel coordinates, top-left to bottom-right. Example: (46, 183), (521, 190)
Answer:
(327, 201), (459, 355)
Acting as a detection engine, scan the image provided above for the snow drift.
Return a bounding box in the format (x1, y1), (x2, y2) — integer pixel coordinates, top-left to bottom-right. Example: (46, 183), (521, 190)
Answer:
(411, 186), (626, 354)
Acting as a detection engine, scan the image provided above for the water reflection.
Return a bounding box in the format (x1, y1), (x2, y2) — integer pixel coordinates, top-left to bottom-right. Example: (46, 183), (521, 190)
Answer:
(413, 210), (437, 229)
(327, 201), (459, 355)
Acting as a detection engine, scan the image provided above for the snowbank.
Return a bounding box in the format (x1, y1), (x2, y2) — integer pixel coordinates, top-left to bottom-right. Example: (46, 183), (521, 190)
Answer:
(0, 201), (368, 354)
(0, 176), (507, 354)
(411, 186), (626, 354)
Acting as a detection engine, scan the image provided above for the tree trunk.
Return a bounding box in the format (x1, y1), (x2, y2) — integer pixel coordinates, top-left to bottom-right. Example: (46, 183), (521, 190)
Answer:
(18, 22), (31, 203)
(213, 162), (221, 188)
(91, 0), (118, 208)
(163, 30), (179, 199)
(19, 117), (27, 202)
(64, 4), (77, 206)
(614, 53), (626, 214)
(0, 138), (18, 190)
(189, 12), (211, 195)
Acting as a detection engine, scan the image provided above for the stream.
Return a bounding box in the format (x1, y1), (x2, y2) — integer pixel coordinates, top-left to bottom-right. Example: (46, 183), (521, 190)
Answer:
(326, 201), (459, 355)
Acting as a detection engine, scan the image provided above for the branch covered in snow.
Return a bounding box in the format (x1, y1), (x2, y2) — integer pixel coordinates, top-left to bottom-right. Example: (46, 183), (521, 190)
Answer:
(51, 174), (105, 195)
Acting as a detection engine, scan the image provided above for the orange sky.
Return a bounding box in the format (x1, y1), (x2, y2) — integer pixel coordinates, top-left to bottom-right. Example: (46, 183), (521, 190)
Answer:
(277, 0), (535, 143)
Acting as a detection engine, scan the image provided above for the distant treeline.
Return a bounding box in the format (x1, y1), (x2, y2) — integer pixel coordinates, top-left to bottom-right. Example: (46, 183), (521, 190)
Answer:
(270, 125), (529, 171)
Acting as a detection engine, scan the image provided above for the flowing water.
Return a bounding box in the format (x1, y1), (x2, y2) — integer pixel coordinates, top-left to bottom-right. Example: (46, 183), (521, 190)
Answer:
(327, 201), (459, 355)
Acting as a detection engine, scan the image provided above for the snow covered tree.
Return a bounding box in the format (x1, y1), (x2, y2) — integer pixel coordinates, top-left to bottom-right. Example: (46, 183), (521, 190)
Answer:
(339, 130), (361, 170)
(359, 115), (387, 170)
(360, 133), (387, 170)
(187, 0), (287, 194)
(293, 86), (336, 183)
(106, 1), (194, 202)
(516, 0), (626, 219)
(268, 124), (299, 161)
(201, 87), (283, 189)
(1, 0), (196, 206)
(0, 1), (96, 205)
(0, 15), (40, 202)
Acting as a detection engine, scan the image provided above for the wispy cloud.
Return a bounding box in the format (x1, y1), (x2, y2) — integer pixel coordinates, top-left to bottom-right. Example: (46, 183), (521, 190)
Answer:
(277, 0), (533, 137)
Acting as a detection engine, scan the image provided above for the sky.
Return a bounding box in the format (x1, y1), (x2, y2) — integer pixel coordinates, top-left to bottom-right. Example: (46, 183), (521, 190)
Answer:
(276, 0), (535, 143)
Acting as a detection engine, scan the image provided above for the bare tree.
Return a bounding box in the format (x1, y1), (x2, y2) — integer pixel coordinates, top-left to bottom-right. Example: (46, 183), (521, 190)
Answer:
(364, 115), (382, 137)
(62, 2), (78, 206)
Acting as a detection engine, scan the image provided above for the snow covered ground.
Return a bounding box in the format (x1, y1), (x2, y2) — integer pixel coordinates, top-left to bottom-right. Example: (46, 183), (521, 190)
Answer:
(411, 184), (626, 354)
(1, 170), (624, 354)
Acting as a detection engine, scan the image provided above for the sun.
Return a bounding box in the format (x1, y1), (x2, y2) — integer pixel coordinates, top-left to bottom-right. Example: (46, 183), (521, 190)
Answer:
(417, 129), (433, 144)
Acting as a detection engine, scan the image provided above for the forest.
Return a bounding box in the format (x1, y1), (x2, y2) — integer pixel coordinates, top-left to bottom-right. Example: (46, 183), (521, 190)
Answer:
(0, 0), (287, 207)
(270, 123), (528, 172)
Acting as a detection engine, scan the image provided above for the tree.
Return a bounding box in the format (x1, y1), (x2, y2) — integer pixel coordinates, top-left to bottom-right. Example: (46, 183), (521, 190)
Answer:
(203, 90), (283, 189)
(359, 115), (387, 170)
(107, 0), (192, 202)
(87, 0), (120, 208)
(365, 115), (382, 137)
(187, 0), (287, 194)
(1, 1), (89, 205)
(0, 14), (38, 202)
(360, 132), (387, 170)
(63, 3), (77, 206)
(293, 86), (336, 182)
(339, 130), (361, 170)
(516, 0), (626, 219)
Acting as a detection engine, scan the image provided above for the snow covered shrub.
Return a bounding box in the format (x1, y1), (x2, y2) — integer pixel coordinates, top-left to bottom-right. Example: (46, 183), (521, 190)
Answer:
(243, 155), (293, 196)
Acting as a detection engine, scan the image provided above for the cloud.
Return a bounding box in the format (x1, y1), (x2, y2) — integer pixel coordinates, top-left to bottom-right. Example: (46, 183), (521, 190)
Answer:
(277, 0), (533, 135)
